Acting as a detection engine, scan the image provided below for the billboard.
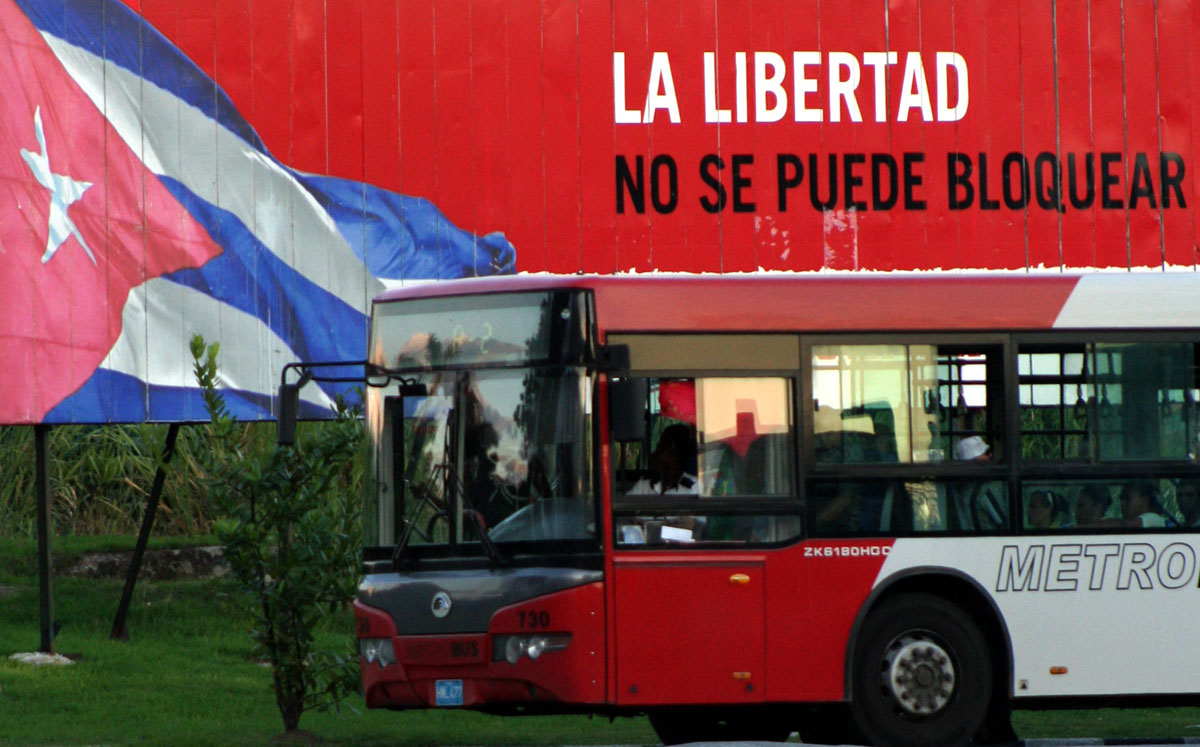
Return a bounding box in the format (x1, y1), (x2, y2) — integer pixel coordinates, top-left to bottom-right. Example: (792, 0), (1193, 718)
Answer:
(1, 0), (1196, 424)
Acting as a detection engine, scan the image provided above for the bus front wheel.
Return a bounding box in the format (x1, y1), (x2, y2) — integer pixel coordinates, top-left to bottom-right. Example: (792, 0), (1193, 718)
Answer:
(850, 593), (991, 747)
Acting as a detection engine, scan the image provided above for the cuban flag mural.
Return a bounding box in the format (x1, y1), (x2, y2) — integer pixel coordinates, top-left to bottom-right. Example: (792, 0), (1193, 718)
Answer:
(0, 0), (515, 425)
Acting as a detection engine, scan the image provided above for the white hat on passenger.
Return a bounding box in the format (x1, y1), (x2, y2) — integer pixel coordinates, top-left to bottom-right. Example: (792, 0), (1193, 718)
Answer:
(955, 436), (989, 460)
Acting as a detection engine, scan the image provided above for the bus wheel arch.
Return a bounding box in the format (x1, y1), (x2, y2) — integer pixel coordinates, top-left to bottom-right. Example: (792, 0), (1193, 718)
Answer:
(846, 572), (1014, 746)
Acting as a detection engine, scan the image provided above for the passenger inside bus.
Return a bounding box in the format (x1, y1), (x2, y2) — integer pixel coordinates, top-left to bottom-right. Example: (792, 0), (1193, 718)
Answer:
(1118, 480), (1175, 528)
(1025, 489), (1069, 529)
(1178, 479), (1200, 528)
(1077, 480), (1177, 529)
(627, 424), (698, 496)
(613, 376), (801, 545)
(1073, 483), (1113, 526)
(955, 435), (990, 462)
(624, 424), (704, 543)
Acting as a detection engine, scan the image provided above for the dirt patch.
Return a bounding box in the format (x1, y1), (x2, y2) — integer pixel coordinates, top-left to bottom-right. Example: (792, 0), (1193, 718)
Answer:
(62, 546), (227, 581)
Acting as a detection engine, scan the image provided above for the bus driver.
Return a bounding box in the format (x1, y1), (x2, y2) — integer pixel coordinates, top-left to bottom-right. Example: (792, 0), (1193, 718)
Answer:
(628, 424), (699, 495)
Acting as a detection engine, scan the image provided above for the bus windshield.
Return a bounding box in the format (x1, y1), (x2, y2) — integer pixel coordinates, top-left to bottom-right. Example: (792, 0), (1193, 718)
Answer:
(367, 366), (595, 556)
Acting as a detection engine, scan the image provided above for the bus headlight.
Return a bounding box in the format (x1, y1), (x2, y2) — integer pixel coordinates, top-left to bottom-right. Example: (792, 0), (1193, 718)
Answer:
(494, 634), (571, 664)
(360, 638), (396, 666)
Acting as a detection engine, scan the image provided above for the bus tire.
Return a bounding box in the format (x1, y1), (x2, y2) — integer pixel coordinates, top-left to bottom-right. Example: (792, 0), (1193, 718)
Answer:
(849, 593), (991, 747)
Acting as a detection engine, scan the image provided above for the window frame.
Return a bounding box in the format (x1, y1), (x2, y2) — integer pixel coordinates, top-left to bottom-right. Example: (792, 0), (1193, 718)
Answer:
(605, 335), (804, 549)
(603, 330), (1200, 541)
(1013, 331), (1200, 473)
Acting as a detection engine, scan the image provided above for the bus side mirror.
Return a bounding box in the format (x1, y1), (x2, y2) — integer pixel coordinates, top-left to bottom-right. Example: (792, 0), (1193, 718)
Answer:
(596, 344), (631, 376)
(609, 378), (647, 443)
(277, 382), (301, 446)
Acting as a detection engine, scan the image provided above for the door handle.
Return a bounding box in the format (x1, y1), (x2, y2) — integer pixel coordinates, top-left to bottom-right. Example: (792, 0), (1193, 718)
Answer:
(729, 573), (751, 585)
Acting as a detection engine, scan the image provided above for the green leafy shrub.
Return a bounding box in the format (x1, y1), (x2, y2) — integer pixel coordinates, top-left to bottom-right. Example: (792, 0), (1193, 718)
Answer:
(190, 335), (364, 733)
(0, 420), (284, 538)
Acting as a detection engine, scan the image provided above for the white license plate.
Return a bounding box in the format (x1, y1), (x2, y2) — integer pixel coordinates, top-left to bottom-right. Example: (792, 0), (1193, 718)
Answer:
(435, 679), (464, 706)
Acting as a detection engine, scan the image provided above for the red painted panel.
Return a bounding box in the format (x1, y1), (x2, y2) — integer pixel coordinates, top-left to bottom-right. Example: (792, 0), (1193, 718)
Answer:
(839, 0), (895, 272)
(1124, 1), (1163, 268)
(360, 0), (401, 190)
(290, 0), (327, 174)
(1193, 1), (1200, 267)
(250, 0), (291, 162)
(431, 0), (473, 239)
(919, 0), (961, 271)
(357, 584), (607, 709)
(1159, 0), (1196, 268)
(611, 1), (653, 273)
(1056, 0), (1097, 269)
(468, 0), (511, 240)
(505, 0), (548, 273)
(709, 0), (756, 273)
(578, 0), (617, 274)
(214, 0), (253, 127)
(326, 0), (364, 182)
(981, 0), (1026, 270)
(42, 1), (1200, 280)
(675, 1), (722, 274)
(948, 0), (990, 269)
(106, 0), (1200, 277)
(178, 1), (215, 82)
(774, 0), (827, 273)
(1089, 7), (1129, 268)
(766, 540), (892, 700)
(398, 0), (437, 204)
(589, 274), (1080, 334)
(641, 1), (691, 273)
(137, 0), (177, 52)
(1020, 0), (1062, 270)
(542, 0), (582, 273)
(883, 1), (932, 270)
(614, 557), (765, 705)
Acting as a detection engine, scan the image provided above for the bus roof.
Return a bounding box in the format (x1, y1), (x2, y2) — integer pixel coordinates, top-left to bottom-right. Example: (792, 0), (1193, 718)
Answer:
(373, 272), (1200, 333)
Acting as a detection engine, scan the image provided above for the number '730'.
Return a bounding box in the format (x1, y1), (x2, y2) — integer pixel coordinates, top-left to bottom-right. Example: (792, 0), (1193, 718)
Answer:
(518, 610), (551, 628)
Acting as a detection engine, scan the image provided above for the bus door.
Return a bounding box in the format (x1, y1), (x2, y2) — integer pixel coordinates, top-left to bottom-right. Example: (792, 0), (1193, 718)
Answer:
(607, 373), (799, 705)
(613, 554), (766, 705)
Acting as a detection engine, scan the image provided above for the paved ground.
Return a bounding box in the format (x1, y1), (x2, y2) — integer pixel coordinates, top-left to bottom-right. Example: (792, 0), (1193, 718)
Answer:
(655, 740), (1200, 746)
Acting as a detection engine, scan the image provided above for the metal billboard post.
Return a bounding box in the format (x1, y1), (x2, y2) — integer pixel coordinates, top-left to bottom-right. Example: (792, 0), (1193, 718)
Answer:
(111, 422), (182, 640)
(34, 423), (54, 654)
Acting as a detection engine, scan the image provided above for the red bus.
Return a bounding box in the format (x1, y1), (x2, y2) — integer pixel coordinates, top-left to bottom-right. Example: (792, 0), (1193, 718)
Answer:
(352, 273), (1200, 746)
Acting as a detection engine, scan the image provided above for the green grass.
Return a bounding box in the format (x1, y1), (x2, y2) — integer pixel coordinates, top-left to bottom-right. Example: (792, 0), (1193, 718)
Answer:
(1015, 708), (1200, 740)
(2, 537), (1199, 744)
(0, 543), (656, 746)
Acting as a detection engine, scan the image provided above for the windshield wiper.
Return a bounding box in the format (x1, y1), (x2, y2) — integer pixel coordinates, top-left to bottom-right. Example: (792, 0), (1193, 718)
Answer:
(392, 480), (437, 565)
(445, 465), (507, 567)
(393, 469), (508, 567)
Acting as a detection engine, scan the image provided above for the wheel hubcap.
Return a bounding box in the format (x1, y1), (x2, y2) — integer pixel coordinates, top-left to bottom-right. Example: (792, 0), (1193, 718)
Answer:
(880, 634), (956, 717)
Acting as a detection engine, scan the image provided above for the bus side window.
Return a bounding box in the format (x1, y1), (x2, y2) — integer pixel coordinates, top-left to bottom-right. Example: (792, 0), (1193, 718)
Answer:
(812, 344), (1003, 465)
(956, 480), (1008, 531)
(612, 375), (799, 546)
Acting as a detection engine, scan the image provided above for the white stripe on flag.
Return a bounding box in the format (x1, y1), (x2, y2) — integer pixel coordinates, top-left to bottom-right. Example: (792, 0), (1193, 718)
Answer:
(41, 31), (382, 313)
(102, 277), (336, 411)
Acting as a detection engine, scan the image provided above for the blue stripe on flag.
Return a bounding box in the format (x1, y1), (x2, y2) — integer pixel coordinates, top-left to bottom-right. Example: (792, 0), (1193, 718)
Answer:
(157, 176), (368, 367)
(45, 369), (339, 424)
(15, 0), (266, 151)
(295, 173), (516, 280)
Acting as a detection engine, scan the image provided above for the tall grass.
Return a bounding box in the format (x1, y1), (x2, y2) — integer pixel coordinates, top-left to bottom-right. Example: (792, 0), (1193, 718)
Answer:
(0, 421), (345, 539)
